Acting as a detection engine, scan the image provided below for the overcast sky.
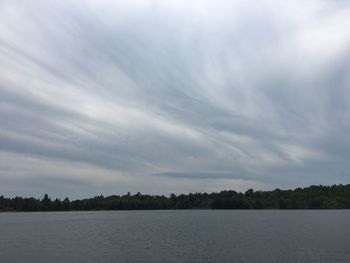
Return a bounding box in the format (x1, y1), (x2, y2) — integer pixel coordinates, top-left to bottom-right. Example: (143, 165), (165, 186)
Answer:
(1, 0), (350, 199)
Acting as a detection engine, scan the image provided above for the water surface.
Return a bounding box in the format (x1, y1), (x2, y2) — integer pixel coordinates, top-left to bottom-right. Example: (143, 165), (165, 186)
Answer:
(0, 210), (349, 263)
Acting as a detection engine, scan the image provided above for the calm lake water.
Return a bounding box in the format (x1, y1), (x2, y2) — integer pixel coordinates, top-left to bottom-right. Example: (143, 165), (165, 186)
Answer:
(0, 210), (349, 263)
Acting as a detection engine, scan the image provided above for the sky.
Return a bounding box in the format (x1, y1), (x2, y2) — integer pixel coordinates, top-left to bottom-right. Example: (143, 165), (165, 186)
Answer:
(0, 0), (350, 199)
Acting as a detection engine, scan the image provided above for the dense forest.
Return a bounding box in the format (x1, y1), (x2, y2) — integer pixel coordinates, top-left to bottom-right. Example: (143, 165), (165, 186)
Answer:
(1, 184), (350, 211)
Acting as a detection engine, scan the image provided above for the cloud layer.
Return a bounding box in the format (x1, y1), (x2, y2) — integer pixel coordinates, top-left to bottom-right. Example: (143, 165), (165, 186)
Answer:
(1, 0), (350, 198)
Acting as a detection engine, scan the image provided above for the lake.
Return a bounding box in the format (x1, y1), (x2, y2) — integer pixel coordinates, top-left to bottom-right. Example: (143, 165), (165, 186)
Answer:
(0, 210), (349, 262)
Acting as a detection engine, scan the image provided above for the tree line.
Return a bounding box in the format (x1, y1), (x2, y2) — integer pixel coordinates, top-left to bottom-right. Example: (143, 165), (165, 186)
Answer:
(1, 184), (350, 211)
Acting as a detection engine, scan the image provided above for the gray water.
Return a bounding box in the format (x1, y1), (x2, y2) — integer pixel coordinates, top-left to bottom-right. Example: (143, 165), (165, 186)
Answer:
(0, 210), (349, 263)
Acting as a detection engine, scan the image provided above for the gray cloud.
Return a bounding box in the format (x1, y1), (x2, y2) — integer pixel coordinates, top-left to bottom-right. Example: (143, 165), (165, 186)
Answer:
(0, 0), (350, 198)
